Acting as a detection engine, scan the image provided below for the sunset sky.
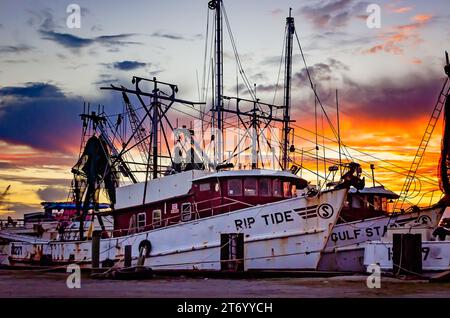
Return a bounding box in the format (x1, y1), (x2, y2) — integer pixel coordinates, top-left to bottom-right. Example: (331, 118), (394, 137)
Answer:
(0, 0), (449, 217)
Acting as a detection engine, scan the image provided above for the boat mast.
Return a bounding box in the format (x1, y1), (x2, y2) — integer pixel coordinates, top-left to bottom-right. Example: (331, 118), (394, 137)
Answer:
(210, 0), (224, 166)
(282, 9), (294, 170)
(152, 79), (159, 179)
(336, 89), (342, 177)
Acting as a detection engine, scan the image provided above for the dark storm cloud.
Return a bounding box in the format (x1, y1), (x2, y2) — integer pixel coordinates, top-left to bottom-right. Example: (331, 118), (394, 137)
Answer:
(342, 72), (442, 119)
(152, 31), (186, 40)
(235, 58), (348, 98)
(0, 45), (34, 54)
(298, 0), (368, 29)
(0, 83), (81, 152)
(294, 58), (349, 85)
(0, 82), (125, 153)
(289, 56), (440, 120)
(261, 54), (302, 66)
(92, 73), (123, 86)
(235, 83), (279, 95)
(40, 30), (140, 49)
(112, 61), (147, 71)
(35, 9), (141, 50)
(151, 31), (203, 41)
(40, 30), (93, 48)
(36, 186), (69, 201)
(0, 82), (64, 98)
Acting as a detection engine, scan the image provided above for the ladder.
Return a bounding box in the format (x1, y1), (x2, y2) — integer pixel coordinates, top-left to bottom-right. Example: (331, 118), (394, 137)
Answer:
(394, 77), (450, 211)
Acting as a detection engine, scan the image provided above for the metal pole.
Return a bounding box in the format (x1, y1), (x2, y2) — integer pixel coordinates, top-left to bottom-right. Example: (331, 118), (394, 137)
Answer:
(213, 0), (223, 164)
(371, 164), (376, 187)
(91, 230), (101, 269)
(282, 9), (294, 170)
(251, 102), (258, 169)
(315, 85), (319, 186)
(152, 78), (158, 180)
(336, 89), (342, 177)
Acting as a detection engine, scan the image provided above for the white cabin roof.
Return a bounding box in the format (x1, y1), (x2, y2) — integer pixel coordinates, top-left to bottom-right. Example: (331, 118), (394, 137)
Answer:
(192, 169), (302, 182)
(115, 169), (212, 209)
(349, 186), (399, 198)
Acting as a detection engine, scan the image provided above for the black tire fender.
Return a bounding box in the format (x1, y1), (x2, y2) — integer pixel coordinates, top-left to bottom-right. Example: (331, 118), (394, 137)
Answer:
(138, 240), (152, 257)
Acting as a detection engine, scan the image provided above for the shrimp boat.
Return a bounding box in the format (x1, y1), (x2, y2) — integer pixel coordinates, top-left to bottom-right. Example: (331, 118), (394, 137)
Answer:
(5, 2), (363, 271)
(0, 202), (111, 266)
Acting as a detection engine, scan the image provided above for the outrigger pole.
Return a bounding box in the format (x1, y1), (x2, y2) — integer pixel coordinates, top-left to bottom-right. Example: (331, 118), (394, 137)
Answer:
(282, 9), (295, 170)
(101, 77), (205, 204)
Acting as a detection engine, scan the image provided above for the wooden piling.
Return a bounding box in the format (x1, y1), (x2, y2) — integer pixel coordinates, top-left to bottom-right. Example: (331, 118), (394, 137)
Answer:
(124, 245), (132, 268)
(91, 230), (101, 269)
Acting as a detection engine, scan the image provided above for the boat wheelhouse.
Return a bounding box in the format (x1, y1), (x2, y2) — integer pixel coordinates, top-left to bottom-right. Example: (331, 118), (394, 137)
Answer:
(339, 186), (399, 223)
(113, 169), (309, 236)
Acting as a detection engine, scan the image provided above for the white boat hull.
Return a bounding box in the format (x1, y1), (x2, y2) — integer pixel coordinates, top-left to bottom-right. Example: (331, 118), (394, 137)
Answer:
(7, 188), (347, 271)
(318, 206), (443, 272)
(364, 240), (450, 272)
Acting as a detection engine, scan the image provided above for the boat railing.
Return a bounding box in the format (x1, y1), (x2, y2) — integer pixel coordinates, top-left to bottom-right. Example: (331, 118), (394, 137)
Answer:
(108, 197), (258, 238)
(194, 196), (255, 217)
(0, 218), (25, 229)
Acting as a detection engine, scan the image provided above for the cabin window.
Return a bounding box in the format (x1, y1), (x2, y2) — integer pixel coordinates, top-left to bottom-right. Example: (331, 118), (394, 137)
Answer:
(283, 182), (291, 197)
(273, 179), (282, 197)
(228, 179), (242, 196)
(244, 178), (258, 196)
(291, 184), (297, 197)
(137, 213), (146, 230)
(181, 203), (192, 221)
(381, 197), (388, 212)
(259, 178), (271, 197)
(366, 196), (373, 210)
(152, 210), (162, 227)
(344, 198), (350, 208)
(373, 196), (381, 211)
(351, 196), (363, 209)
(199, 183), (211, 192)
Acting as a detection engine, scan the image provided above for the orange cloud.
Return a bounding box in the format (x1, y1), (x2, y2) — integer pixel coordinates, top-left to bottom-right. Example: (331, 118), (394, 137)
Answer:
(291, 112), (442, 207)
(392, 6), (414, 14)
(363, 13), (432, 55)
(413, 14), (432, 23)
